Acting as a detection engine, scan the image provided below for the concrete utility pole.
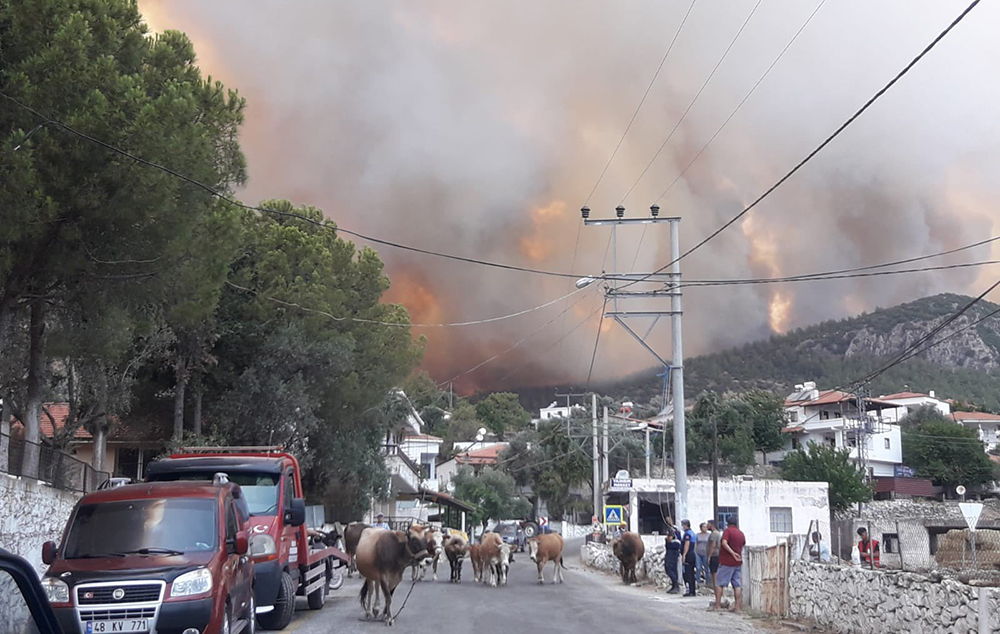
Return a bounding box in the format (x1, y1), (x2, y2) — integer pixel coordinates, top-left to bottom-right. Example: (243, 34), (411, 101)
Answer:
(579, 205), (687, 521)
(645, 425), (651, 479)
(602, 406), (610, 484)
(592, 394), (600, 521)
(670, 219), (688, 522)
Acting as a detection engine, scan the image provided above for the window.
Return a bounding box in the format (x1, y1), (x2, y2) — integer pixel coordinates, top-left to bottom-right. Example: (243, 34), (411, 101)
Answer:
(769, 507), (793, 533)
(789, 412), (799, 423)
(283, 472), (296, 511)
(821, 411), (829, 420)
(883, 533), (900, 554)
(884, 438), (891, 450)
(226, 500), (238, 542)
(791, 437), (801, 450)
(717, 507), (739, 529)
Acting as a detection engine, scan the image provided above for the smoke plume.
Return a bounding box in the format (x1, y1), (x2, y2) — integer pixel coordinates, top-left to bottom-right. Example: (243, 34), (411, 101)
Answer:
(139, 0), (1000, 392)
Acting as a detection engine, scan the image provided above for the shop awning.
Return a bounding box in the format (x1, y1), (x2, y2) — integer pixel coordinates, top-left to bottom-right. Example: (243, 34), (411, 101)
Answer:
(397, 487), (476, 513)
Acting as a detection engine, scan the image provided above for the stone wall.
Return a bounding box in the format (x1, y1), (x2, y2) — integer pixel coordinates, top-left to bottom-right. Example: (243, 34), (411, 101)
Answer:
(581, 541), (677, 588)
(0, 475), (80, 632)
(560, 522), (593, 540)
(789, 560), (1000, 633)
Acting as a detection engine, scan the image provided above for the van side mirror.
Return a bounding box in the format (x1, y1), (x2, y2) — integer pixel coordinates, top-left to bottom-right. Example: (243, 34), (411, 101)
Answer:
(286, 498), (306, 527)
(235, 531), (249, 556)
(41, 542), (58, 566)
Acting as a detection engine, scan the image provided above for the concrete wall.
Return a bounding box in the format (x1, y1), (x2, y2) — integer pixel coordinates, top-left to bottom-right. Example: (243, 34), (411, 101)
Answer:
(627, 478), (831, 548)
(0, 474), (81, 632)
(789, 560), (1000, 633)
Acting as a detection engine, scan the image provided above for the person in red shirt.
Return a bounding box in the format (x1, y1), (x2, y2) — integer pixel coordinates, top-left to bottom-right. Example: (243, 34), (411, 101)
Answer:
(712, 516), (746, 613)
(857, 527), (880, 568)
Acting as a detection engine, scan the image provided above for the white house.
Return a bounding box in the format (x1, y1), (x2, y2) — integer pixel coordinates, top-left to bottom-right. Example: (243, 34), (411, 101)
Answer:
(436, 443), (509, 491)
(879, 390), (952, 421)
(539, 402), (585, 420)
(399, 434), (444, 489)
(606, 477), (831, 549)
(949, 411), (1000, 452)
(779, 382), (903, 478)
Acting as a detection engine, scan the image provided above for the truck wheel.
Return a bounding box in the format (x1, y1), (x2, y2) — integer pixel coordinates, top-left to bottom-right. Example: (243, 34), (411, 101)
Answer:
(307, 564), (329, 610)
(257, 572), (295, 630)
(523, 522), (539, 538)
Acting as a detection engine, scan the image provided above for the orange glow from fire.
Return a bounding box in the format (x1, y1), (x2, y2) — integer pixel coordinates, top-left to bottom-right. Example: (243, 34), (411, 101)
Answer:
(384, 273), (444, 326)
(520, 201), (568, 262)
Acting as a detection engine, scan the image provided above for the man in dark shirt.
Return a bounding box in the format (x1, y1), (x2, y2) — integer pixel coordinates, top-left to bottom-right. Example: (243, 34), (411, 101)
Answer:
(663, 518), (682, 594)
(712, 516), (746, 613)
(681, 520), (697, 596)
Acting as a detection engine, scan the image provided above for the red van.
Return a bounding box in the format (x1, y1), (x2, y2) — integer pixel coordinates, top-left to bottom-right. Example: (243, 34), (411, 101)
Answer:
(39, 477), (254, 634)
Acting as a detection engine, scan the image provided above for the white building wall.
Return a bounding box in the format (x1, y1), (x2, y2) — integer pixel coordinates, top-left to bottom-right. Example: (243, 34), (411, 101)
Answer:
(625, 478), (830, 548)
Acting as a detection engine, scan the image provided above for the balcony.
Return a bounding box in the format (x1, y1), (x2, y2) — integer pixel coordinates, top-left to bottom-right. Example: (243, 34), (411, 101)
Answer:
(382, 444), (421, 494)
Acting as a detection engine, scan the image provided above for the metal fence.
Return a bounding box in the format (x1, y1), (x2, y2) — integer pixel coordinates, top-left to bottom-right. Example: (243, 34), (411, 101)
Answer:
(0, 431), (108, 493)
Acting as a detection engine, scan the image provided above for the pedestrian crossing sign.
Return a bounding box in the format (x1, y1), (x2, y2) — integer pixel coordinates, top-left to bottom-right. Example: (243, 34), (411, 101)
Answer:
(604, 505), (625, 526)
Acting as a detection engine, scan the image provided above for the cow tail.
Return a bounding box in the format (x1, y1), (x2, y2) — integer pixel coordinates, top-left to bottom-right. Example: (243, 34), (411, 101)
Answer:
(359, 578), (369, 607)
(560, 555), (566, 569)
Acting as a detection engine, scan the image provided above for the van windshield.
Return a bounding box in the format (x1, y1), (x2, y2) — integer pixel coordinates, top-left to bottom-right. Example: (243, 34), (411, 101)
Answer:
(64, 498), (218, 558)
(151, 472), (280, 516)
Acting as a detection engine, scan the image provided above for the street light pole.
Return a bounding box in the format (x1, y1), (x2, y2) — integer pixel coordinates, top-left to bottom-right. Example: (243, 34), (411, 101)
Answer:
(592, 393), (600, 522)
(669, 218), (688, 522)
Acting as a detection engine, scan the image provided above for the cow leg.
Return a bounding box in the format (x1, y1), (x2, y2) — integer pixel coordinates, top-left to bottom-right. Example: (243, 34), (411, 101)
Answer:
(433, 553), (439, 582)
(379, 578), (393, 626)
(557, 557), (565, 584)
(536, 559), (545, 584)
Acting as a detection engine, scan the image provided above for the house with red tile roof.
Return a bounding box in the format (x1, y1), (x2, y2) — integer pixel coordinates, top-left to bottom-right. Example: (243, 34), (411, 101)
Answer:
(949, 411), (1000, 452)
(878, 390), (952, 421)
(780, 382), (904, 478)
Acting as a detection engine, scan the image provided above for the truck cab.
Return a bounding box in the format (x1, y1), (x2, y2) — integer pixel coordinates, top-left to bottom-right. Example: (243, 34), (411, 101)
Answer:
(146, 449), (341, 630)
(40, 478), (254, 634)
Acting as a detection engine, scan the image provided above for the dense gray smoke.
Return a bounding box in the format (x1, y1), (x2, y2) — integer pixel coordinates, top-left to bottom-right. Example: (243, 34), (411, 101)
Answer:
(140, 0), (1000, 391)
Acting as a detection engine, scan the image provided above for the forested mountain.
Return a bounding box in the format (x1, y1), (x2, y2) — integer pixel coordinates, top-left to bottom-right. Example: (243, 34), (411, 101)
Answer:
(519, 294), (1000, 412)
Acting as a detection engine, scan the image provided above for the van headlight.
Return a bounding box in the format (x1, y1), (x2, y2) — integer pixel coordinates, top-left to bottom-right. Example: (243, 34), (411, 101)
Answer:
(41, 578), (70, 604)
(171, 568), (212, 598)
(250, 533), (277, 558)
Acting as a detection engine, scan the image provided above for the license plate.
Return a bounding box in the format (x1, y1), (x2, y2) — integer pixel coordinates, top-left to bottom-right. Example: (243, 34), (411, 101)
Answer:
(85, 619), (149, 633)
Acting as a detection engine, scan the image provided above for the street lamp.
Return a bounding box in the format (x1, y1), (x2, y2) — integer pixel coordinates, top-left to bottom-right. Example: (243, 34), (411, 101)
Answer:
(575, 276), (596, 289)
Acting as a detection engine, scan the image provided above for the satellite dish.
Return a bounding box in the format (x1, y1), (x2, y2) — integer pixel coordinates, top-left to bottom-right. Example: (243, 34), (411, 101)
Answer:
(957, 485), (967, 496)
(477, 427), (487, 437)
(615, 470), (630, 479)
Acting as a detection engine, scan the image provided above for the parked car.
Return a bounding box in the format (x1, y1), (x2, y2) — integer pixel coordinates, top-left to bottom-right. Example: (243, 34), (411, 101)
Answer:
(39, 475), (254, 634)
(488, 521), (526, 552)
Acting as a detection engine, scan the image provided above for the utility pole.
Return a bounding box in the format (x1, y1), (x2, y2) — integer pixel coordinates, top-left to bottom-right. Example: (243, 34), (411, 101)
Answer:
(592, 394), (600, 522)
(669, 218), (688, 522)
(580, 205), (687, 521)
(645, 425), (651, 479)
(449, 382), (454, 410)
(712, 416), (719, 525)
(602, 406), (610, 484)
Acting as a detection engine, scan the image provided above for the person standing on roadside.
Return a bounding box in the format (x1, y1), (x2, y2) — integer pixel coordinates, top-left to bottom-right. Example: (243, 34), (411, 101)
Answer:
(706, 520), (722, 588)
(681, 520), (698, 596)
(857, 527), (880, 568)
(664, 517), (682, 594)
(695, 522), (711, 584)
(712, 516), (746, 613)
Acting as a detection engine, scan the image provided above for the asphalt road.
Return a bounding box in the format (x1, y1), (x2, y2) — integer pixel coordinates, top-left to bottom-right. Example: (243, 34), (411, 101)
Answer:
(281, 542), (780, 634)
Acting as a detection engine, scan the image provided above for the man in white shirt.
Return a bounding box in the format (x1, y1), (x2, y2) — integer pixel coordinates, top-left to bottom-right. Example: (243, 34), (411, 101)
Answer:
(810, 531), (831, 563)
(373, 513), (391, 530)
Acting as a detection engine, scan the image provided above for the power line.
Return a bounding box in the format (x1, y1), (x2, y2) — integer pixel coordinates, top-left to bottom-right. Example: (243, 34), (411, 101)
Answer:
(618, 0), (763, 205)
(440, 287), (596, 386)
(655, 0), (827, 203)
(225, 280), (588, 328)
(500, 299), (606, 385)
(582, 0), (699, 206)
(0, 91), (589, 282)
(676, 259), (1000, 288)
(586, 296), (610, 385)
(622, 0), (983, 290)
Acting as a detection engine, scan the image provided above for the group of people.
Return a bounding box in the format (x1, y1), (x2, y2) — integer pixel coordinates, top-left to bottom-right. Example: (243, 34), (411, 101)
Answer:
(662, 516), (746, 612)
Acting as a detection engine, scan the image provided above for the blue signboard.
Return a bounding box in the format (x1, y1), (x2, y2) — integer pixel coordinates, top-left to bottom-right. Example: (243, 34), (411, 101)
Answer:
(894, 465), (916, 478)
(604, 505), (626, 526)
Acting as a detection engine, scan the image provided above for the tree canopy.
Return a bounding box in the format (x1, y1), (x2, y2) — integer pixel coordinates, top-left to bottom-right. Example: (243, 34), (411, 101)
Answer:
(452, 466), (531, 527)
(781, 442), (872, 513)
(902, 411), (997, 491)
(475, 392), (530, 440)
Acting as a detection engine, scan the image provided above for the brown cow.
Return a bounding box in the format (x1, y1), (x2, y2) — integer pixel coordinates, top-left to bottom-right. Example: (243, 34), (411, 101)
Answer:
(527, 533), (565, 584)
(409, 525), (443, 581)
(479, 532), (512, 587)
(469, 543), (484, 582)
(612, 532), (645, 585)
(356, 528), (429, 625)
(443, 532), (470, 583)
(345, 522), (370, 578)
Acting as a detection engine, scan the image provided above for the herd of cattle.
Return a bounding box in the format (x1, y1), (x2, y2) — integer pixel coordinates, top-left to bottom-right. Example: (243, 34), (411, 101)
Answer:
(342, 522), (566, 625)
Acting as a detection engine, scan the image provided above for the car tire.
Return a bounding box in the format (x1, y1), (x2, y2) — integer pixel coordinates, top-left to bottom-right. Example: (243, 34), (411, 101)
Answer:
(307, 564), (328, 610)
(257, 572), (295, 630)
(247, 592), (256, 634)
(523, 522), (539, 538)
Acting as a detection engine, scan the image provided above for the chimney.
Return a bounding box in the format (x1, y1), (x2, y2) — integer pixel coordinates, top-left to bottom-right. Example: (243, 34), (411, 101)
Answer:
(929, 390), (936, 399)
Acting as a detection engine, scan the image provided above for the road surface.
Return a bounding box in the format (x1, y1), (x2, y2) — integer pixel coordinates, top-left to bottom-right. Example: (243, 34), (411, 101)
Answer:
(283, 543), (784, 634)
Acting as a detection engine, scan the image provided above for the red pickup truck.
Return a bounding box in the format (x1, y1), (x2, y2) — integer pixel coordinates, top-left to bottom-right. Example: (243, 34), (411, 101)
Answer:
(145, 447), (348, 630)
(39, 477), (254, 634)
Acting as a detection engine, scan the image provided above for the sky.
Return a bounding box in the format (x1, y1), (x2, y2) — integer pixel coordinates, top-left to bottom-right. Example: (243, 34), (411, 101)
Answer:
(138, 0), (1000, 393)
